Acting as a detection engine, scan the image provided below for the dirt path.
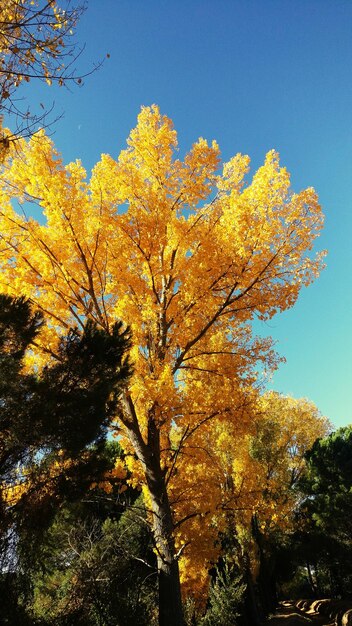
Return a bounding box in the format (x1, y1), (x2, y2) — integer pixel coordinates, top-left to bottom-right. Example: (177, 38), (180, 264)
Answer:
(265, 601), (334, 626)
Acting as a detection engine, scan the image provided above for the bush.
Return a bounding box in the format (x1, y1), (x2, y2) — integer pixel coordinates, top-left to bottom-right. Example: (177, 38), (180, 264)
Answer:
(201, 560), (246, 626)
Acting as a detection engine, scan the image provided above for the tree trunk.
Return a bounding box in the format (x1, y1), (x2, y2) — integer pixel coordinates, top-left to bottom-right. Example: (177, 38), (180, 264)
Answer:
(145, 441), (185, 626)
(306, 561), (318, 597)
(157, 553), (184, 626)
(243, 568), (262, 626)
(146, 471), (184, 626)
(242, 551), (263, 626)
(252, 515), (277, 615)
(121, 395), (185, 626)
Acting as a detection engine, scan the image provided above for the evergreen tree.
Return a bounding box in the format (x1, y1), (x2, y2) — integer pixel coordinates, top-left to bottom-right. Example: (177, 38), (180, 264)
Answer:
(298, 426), (352, 597)
(0, 294), (132, 623)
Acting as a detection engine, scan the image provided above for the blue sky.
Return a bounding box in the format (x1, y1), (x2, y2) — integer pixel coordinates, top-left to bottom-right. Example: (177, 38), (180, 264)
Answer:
(11, 0), (352, 427)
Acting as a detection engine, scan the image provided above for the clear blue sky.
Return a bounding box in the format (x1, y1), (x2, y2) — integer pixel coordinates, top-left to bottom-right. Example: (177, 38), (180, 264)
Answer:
(13, 0), (352, 428)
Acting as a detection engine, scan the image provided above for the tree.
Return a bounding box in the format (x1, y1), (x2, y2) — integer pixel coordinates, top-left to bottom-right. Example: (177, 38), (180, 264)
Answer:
(30, 510), (156, 626)
(302, 425), (352, 534)
(0, 293), (132, 580)
(296, 426), (352, 597)
(200, 558), (246, 626)
(248, 395), (330, 612)
(245, 393), (330, 527)
(204, 392), (329, 618)
(0, 0), (91, 153)
(0, 106), (325, 625)
(18, 444), (157, 626)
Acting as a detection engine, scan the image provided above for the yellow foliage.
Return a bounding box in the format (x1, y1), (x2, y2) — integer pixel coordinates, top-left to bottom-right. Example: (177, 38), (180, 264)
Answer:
(89, 457), (128, 494)
(0, 106), (326, 601)
(211, 392), (330, 548)
(1, 453), (74, 507)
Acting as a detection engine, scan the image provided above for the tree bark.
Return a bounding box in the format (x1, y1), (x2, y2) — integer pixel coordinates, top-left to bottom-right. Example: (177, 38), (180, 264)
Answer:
(252, 514), (277, 615)
(120, 394), (185, 626)
(242, 551), (263, 626)
(156, 538), (185, 626)
(145, 421), (185, 626)
(306, 561), (318, 597)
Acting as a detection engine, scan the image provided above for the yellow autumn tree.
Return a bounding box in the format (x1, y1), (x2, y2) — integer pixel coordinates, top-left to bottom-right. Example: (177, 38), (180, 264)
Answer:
(0, 106), (325, 625)
(215, 392), (331, 535)
(206, 392), (330, 615)
(173, 392), (330, 606)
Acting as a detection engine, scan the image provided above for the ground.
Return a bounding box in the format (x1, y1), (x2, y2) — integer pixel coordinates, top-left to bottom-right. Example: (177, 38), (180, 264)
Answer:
(265, 602), (334, 626)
